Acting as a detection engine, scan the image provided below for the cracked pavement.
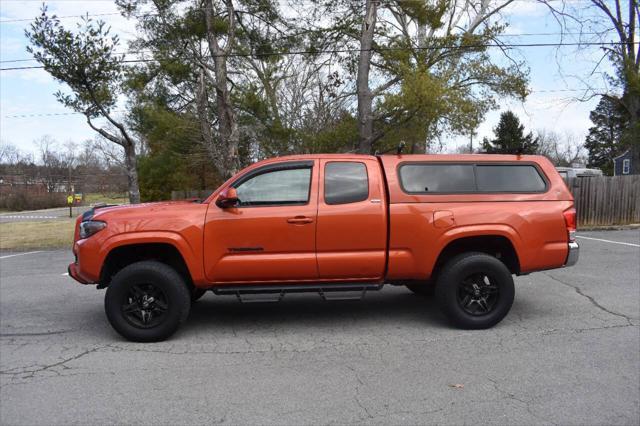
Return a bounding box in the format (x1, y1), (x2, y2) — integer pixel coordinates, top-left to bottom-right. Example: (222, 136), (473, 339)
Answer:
(1, 230), (639, 425)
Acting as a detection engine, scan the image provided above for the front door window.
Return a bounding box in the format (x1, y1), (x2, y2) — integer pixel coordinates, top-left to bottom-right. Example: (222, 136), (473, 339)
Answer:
(235, 168), (311, 206)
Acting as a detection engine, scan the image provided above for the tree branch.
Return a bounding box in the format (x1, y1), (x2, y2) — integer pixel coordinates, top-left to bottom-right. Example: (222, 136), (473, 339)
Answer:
(86, 115), (124, 147)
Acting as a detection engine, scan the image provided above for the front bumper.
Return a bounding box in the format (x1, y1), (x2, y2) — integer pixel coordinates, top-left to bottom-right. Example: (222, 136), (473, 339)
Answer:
(68, 262), (90, 284)
(67, 240), (101, 284)
(564, 241), (579, 267)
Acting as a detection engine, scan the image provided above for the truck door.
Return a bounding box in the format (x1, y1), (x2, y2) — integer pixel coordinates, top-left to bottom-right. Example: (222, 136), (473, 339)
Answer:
(203, 160), (319, 283)
(316, 159), (387, 280)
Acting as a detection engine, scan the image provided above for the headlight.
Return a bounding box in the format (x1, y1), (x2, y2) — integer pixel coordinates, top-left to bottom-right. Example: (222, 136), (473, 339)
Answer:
(79, 220), (107, 239)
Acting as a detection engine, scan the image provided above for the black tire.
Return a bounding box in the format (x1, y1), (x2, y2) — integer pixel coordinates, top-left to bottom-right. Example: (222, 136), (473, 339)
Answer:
(406, 282), (434, 297)
(191, 288), (207, 303)
(435, 252), (514, 329)
(105, 261), (191, 342)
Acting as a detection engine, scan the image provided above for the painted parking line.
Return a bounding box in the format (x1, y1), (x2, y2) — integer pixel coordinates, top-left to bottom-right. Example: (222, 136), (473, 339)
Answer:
(576, 235), (640, 248)
(0, 215), (58, 219)
(0, 251), (44, 260)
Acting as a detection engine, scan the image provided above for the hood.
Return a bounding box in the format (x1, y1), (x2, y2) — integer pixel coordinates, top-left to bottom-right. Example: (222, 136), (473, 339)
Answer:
(84, 200), (200, 221)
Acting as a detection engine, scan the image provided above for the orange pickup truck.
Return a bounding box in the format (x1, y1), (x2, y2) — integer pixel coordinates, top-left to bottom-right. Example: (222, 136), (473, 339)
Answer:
(69, 154), (578, 341)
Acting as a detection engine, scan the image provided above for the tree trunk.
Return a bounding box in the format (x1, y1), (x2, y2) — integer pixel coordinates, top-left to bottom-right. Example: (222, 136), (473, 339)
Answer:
(356, 0), (377, 154)
(85, 114), (141, 204)
(211, 53), (239, 178)
(204, 0), (240, 180)
(123, 142), (140, 204)
(196, 68), (219, 170)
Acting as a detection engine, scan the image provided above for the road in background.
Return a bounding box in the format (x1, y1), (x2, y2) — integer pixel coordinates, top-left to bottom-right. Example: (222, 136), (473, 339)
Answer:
(0, 206), (93, 223)
(1, 230), (638, 425)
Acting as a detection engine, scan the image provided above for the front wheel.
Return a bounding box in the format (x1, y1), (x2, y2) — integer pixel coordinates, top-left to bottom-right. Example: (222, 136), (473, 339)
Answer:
(435, 252), (514, 329)
(105, 261), (191, 342)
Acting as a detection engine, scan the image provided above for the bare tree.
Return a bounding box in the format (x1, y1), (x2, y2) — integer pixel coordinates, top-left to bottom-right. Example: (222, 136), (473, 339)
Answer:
(588, 0), (639, 134)
(0, 142), (22, 164)
(543, 0), (638, 148)
(536, 129), (587, 167)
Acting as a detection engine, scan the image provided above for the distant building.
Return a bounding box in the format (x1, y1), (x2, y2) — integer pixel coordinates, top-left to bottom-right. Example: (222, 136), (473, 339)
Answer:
(613, 150), (637, 176)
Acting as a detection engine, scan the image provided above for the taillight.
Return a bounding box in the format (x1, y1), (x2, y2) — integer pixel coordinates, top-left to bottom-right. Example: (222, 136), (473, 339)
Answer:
(563, 207), (576, 242)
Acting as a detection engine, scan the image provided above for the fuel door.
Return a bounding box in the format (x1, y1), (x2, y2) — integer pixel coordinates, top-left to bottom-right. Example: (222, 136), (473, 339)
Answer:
(433, 210), (455, 229)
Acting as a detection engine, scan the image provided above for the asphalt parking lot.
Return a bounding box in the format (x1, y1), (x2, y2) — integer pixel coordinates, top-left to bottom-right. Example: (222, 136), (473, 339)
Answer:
(1, 230), (638, 425)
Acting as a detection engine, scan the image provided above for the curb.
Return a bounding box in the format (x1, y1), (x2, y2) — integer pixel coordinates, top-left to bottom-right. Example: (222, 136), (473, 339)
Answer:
(579, 224), (640, 231)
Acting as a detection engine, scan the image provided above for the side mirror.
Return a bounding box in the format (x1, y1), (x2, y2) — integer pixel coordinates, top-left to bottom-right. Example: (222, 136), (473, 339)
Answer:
(215, 187), (239, 208)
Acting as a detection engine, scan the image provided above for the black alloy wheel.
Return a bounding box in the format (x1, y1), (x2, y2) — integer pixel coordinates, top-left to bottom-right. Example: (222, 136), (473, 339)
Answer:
(456, 273), (499, 315)
(122, 283), (170, 328)
(435, 252), (514, 329)
(105, 261), (191, 342)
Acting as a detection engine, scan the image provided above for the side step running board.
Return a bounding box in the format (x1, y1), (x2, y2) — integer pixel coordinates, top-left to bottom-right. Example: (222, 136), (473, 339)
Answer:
(211, 283), (384, 303)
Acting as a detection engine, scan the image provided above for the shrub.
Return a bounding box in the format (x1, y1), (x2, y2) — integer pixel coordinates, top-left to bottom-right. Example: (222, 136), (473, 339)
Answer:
(0, 191), (68, 211)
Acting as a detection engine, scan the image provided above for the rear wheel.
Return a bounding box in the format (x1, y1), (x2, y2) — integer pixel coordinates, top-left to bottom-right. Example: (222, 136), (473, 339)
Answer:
(435, 252), (514, 329)
(105, 261), (191, 342)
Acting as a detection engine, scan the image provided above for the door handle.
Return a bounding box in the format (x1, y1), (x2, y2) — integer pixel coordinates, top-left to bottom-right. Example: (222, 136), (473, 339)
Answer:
(287, 216), (314, 224)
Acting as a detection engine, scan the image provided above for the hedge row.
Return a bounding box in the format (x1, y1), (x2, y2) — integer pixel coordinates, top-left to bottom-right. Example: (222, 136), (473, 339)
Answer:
(0, 192), (68, 211)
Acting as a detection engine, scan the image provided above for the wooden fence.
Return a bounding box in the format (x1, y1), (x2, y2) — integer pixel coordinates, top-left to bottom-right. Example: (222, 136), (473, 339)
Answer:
(171, 175), (640, 227)
(568, 175), (640, 227)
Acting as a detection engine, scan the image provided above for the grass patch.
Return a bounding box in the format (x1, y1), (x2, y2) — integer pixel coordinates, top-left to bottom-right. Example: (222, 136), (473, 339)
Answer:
(83, 193), (128, 205)
(0, 220), (76, 250)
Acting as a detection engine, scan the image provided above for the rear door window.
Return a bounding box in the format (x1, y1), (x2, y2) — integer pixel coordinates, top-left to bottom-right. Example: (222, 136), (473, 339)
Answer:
(398, 163), (547, 194)
(324, 162), (369, 204)
(476, 165), (546, 192)
(399, 164), (476, 193)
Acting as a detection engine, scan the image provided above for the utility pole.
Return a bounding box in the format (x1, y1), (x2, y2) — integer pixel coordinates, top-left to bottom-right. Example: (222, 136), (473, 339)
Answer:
(68, 162), (73, 217)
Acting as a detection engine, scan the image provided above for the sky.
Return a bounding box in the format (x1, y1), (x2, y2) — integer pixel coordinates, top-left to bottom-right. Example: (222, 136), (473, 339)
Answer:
(0, 0), (621, 156)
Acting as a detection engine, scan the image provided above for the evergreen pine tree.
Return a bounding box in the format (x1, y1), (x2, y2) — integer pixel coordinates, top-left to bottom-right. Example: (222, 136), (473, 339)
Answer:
(482, 111), (539, 154)
(584, 97), (629, 175)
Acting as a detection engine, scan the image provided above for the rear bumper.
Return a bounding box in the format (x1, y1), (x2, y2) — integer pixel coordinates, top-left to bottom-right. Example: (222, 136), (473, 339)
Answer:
(564, 241), (579, 267)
